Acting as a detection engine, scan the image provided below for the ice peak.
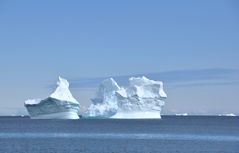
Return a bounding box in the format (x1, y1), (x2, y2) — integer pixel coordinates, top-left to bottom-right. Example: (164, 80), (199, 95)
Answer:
(96, 78), (120, 99)
(100, 78), (120, 91)
(50, 76), (79, 104)
(57, 76), (69, 88)
(84, 78), (120, 118)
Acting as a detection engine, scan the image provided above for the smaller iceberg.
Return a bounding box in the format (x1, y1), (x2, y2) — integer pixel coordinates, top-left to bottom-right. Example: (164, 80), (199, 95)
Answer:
(219, 113), (236, 117)
(25, 77), (80, 119)
(175, 113), (188, 116)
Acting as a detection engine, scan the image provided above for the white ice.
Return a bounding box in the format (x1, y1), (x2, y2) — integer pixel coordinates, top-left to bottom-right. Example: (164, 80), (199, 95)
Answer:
(111, 111), (162, 119)
(24, 76), (80, 119)
(175, 113), (189, 116)
(84, 76), (167, 119)
(50, 76), (78, 104)
(219, 113), (236, 116)
(84, 78), (120, 118)
(25, 76), (79, 105)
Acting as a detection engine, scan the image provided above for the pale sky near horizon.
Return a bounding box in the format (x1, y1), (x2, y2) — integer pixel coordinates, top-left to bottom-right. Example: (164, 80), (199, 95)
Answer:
(0, 0), (239, 115)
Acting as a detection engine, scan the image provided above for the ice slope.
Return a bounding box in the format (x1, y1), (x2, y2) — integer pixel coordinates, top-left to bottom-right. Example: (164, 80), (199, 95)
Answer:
(83, 78), (120, 118)
(50, 76), (78, 104)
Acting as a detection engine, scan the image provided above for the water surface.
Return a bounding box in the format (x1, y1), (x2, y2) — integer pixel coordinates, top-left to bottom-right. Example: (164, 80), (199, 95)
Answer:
(0, 116), (238, 153)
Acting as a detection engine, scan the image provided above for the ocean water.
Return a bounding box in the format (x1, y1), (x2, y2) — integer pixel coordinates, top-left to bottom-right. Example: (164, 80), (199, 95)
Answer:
(0, 116), (238, 153)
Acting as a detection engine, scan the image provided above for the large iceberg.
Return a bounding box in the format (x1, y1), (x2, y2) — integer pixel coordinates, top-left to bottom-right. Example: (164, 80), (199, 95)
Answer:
(84, 76), (167, 119)
(112, 76), (167, 119)
(25, 77), (80, 119)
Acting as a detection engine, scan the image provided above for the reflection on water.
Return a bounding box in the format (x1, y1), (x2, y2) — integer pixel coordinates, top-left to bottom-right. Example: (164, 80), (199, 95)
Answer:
(0, 132), (239, 141)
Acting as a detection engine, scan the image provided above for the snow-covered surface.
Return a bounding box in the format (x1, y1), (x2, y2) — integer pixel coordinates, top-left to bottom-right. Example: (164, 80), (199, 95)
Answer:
(84, 103), (117, 118)
(25, 76), (79, 105)
(114, 76), (166, 119)
(50, 76), (78, 104)
(84, 78), (120, 118)
(94, 78), (120, 101)
(127, 76), (167, 99)
(84, 76), (167, 119)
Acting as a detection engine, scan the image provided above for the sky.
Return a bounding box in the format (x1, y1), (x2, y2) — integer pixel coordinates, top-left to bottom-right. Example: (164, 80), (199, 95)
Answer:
(0, 0), (239, 115)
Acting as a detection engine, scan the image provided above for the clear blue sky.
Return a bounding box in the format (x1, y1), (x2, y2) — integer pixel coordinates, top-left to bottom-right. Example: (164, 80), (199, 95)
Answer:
(0, 0), (238, 115)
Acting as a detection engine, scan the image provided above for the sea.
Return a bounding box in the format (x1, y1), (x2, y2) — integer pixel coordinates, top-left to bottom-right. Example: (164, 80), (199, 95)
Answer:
(0, 116), (238, 153)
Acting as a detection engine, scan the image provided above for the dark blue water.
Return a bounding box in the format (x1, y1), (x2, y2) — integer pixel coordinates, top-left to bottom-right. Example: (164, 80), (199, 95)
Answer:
(0, 116), (238, 153)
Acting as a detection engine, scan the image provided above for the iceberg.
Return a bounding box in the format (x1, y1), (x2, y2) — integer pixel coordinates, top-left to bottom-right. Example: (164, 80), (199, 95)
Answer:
(219, 113), (236, 117)
(24, 77), (80, 119)
(84, 76), (167, 119)
(83, 78), (120, 118)
(112, 76), (167, 119)
(175, 113), (189, 116)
